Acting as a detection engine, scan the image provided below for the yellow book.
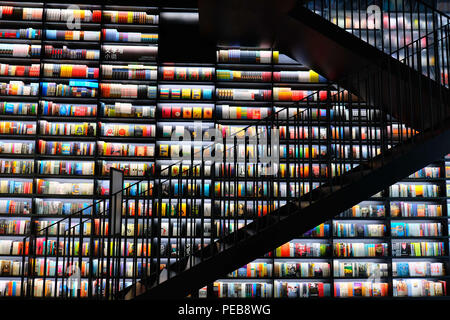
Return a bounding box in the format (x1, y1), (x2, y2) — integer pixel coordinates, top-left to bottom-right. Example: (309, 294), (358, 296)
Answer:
(416, 185), (424, 197)
(309, 70), (319, 83)
(193, 107), (202, 119)
(192, 88), (202, 99)
(159, 144), (169, 157)
(179, 203), (187, 216)
(160, 202), (167, 216)
(273, 51), (279, 63)
(181, 88), (191, 99)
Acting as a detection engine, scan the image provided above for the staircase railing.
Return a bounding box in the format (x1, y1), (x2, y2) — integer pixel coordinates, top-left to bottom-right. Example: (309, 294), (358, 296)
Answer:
(19, 88), (355, 299)
(18, 0), (450, 300)
(303, 0), (450, 85)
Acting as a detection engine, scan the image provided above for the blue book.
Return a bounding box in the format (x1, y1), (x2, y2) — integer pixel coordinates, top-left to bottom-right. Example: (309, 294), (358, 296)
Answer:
(59, 104), (69, 116)
(4, 103), (14, 114)
(63, 202), (72, 215)
(391, 222), (405, 237)
(69, 80), (99, 88)
(237, 267), (247, 277)
(324, 224), (330, 236)
(75, 162), (83, 175)
(396, 262), (410, 276)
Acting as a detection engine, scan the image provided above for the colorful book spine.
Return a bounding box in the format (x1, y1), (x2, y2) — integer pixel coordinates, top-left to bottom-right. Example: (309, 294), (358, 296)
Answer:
(45, 30), (100, 41)
(334, 282), (389, 297)
(273, 70), (327, 83)
(0, 6), (43, 20)
(43, 64), (99, 79)
(41, 82), (97, 98)
(0, 121), (35, 135)
(160, 67), (214, 81)
(339, 204), (386, 218)
(101, 102), (155, 118)
(333, 222), (386, 237)
(100, 83), (156, 99)
(160, 86), (213, 100)
(44, 45), (99, 60)
(102, 10), (158, 24)
(0, 159), (34, 174)
(0, 81), (39, 96)
(274, 262), (330, 278)
(274, 281), (330, 298)
(216, 88), (271, 101)
(217, 49), (279, 64)
(35, 199), (92, 216)
(0, 102), (37, 115)
(0, 199), (31, 214)
(102, 65), (157, 80)
(273, 88), (328, 101)
(99, 123), (155, 137)
(216, 69), (271, 81)
(0, 179), (33, 194)
(220, 105), (271, 120)
(0, 64), (40, 77)
(100, 161), (154, 177)
(40, 101), (97, 117)
(102, 29), (158, 43)
(45, 8), (101, 22)
(98, 141), (154, 157)
(391, 222), (442, 237)
(0, 44), (40, 58)
(213, 282), (273, 298)
(38, 140), (95, 156)
(0, 28), (41, 39)
(390, 202), (442, 217)
(393, 279), (446, 297)
(36, 179), (93, 195)
(39, 121), (96, 136)
(37, 160), (95, 175)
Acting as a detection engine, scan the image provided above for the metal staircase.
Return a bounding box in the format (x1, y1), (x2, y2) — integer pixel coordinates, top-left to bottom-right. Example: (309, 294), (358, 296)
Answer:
(20, 0), (450, 300)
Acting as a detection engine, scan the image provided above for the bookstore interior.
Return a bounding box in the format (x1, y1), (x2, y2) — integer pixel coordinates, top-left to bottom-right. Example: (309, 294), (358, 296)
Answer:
(0, 0), (450, 304)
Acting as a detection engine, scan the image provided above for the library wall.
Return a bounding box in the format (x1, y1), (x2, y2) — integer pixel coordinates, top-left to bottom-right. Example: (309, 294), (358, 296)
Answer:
(0, 1), (448, 299)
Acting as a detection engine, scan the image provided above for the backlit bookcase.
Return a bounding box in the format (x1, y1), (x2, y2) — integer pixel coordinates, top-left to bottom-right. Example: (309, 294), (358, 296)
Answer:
(0, 1), (448, 299)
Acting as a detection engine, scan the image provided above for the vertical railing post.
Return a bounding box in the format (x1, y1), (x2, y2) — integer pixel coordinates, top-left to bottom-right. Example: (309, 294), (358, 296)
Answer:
(108, 168), (124, 299)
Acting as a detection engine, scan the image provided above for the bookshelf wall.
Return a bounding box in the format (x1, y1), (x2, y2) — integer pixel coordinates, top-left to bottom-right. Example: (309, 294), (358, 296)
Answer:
(213, 161), (449, 298)
(0, 1), (449, 299)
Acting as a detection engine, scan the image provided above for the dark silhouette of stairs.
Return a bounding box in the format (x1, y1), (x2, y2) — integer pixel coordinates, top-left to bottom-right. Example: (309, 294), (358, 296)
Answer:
(276, 3), (450, 131)
(123, 117), (450, 299)
(117, 0), (450, 300)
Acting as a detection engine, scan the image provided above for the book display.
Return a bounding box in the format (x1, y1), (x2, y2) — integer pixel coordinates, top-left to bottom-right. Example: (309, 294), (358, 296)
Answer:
(215, 161), (449, 299)
(0, 1), (448, 300)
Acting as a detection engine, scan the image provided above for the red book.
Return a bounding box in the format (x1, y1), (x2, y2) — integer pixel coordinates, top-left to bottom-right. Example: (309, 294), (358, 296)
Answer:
(161, 106), (171, 118)
(318, 283), (324, 297)
(172, 106), (182, 118)
(163, 67), (175, 80)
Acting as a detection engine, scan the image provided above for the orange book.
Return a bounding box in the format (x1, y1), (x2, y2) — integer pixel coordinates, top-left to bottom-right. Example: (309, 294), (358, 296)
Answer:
(347, 283), (353, 297)
(303, 164), (310, 177)
(281, 243), (290, 257)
